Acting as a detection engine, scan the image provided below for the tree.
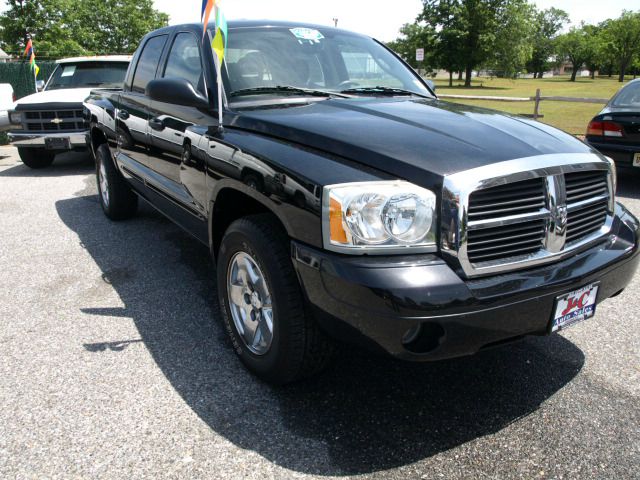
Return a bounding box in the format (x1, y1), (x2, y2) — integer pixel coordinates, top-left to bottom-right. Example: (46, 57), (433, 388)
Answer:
(600, 11), (640, 82)
(491, 0), (536, 77)
(582, 24), (605, 79)
(526, 7), (569, 78)
(556, 26), (592, 81)
(420, 0), (528, 87)
(387, 23), (435, 70)
(0, 0), (168, 58)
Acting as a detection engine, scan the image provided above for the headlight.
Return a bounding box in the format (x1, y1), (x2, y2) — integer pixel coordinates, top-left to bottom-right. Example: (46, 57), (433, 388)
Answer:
(323, 181), (437, 254)
(9, 111), (22, 125)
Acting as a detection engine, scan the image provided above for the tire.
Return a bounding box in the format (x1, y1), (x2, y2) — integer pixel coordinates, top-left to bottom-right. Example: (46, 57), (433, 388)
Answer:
(217, 214), (334, 384)
(95, 143), (138, 220)
(18, 148), (55, 169)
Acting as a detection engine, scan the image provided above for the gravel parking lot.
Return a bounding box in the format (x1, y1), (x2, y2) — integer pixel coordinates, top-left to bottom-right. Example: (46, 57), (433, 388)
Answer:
(0, 146), (639, 479)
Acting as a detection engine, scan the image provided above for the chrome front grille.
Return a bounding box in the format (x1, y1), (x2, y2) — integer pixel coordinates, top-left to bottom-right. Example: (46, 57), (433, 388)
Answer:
(22, 109), (86, 133)
(467, 218), (546, 263)
(565, 171), (609, 244)
(441, 154), (615, 278)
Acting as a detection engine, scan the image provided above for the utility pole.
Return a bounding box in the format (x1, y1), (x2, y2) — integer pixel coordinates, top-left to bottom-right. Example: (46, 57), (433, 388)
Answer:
(333, 18), (339, 28)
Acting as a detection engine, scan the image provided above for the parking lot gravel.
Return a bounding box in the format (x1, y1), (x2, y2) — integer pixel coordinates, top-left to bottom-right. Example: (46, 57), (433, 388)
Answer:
(0, 146), (639, 479)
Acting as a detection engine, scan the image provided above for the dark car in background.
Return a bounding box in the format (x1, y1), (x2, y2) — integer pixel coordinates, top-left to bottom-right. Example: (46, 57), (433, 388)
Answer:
(586, 79), (640, 171)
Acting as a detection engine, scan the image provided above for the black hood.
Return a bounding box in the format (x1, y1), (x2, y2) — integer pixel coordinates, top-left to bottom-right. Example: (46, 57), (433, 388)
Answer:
(229, 97), (596, 185)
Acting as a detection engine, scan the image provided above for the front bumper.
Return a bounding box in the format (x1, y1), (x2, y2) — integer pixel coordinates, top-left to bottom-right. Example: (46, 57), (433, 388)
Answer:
(587, 140), (639, 169)
(8, 131), (89, 150)
(293, 203), (640, 361)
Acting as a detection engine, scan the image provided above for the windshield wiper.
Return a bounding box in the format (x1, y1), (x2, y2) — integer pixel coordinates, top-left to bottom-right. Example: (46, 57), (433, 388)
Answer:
(230, 86), (349, 99)
(340, 86), (431, 99)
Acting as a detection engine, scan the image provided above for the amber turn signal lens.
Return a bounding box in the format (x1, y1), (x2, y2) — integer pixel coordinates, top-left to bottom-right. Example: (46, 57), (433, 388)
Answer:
(329, 198), (348, 244)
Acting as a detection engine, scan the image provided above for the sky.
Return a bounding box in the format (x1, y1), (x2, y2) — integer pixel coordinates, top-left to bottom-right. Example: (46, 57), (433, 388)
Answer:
(153, 0), (639, 42)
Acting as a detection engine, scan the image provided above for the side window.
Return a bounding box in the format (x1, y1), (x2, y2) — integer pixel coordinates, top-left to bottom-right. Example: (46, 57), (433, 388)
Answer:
(163, 33), (205, 94)
(132, 35), (168, 94)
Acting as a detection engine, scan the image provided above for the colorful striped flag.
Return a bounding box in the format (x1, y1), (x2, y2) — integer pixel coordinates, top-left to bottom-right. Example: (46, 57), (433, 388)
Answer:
(202, 0), (228, 129)
(201, 0), (227, 65)
(23, 38), (40, 78)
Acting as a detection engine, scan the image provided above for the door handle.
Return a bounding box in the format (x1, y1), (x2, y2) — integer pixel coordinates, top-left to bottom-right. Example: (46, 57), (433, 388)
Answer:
(117, 109), (130, 120)
(149, 117), (165, 131)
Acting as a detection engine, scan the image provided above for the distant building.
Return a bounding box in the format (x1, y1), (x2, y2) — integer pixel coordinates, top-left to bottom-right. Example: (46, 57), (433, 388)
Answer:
(0, 48), (10, 63)
(554, 61), (592, 77)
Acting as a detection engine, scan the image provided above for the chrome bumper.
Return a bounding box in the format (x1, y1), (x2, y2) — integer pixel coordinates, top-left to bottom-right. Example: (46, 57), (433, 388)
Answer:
(8, 131), (89, 150)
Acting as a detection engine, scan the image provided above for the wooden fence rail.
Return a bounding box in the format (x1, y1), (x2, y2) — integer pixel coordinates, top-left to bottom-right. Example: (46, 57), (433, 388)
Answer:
(438, 88), (610, 120)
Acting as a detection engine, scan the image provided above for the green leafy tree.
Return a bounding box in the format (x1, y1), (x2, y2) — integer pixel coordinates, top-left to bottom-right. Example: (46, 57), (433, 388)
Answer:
(491, 0), (535, 77)
(582, 24), (605, 80)
(420, 0), (527, 87)
(556, 26), (592, 81)
(526, 7), (569, 78)
(387, 23), (435, 70)
(600, 11), (640, 82)
(0, 0), (168, 58)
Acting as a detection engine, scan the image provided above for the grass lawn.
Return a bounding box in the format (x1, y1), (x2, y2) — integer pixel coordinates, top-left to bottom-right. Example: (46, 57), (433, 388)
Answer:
(434, 76), (636, 135)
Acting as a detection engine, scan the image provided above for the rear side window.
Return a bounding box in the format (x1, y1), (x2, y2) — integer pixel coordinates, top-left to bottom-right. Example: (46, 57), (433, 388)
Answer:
(163, 33), (205, 94)
(132, 35), (168, 94)
(612, 82), (640, 107)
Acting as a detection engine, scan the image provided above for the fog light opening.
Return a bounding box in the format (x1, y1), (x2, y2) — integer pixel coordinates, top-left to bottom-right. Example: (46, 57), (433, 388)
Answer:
(402, 322), (445, 354)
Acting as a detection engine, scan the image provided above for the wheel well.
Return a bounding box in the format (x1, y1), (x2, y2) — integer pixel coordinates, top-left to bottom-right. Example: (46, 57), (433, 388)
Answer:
(90, 125), (108, 152)
(211, 188), (285, 258)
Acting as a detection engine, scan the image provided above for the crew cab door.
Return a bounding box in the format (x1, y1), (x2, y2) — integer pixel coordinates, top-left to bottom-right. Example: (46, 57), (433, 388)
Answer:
(147, 31), (213, 217)
(116, 34), (168, 171)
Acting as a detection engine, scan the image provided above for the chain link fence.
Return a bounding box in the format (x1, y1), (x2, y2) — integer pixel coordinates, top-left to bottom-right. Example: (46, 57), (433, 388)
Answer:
(0, 61), (59, 99)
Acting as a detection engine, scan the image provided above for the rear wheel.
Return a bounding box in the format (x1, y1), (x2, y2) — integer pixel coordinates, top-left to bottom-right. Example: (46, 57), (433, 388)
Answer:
(95, 143), (138, 220)
(18, 148), (55, 169)
(217, 214), (334, 384)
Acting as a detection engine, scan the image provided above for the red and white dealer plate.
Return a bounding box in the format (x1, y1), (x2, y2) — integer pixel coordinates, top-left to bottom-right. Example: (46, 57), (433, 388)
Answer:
(551, 284), (599, 332)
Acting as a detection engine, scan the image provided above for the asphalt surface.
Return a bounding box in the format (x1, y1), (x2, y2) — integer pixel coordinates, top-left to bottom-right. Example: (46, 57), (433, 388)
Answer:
(0, 146), (638, 479)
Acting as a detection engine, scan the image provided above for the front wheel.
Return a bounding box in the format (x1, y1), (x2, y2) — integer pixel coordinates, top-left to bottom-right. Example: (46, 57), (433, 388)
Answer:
(217, 214), (334, 384)
(95, 143), (138, 220)
(18, 148), (55, 169)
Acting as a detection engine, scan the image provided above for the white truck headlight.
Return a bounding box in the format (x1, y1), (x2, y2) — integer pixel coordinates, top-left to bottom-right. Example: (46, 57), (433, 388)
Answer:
(9, 111), (22, 125)
(323, 181), (437, 254)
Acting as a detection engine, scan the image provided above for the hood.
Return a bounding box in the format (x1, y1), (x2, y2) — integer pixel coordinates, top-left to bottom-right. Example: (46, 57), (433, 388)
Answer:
(15, 88), (94, 108)
(230, 97), (596, 185)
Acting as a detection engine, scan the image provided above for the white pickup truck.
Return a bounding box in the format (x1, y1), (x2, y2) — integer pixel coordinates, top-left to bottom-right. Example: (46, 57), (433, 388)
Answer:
(8, 56), (131, 169)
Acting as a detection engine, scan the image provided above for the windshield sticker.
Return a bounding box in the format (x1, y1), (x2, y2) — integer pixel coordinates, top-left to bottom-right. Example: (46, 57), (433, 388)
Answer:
(290, 28), (324, 43)
(61, 66), (76, 77)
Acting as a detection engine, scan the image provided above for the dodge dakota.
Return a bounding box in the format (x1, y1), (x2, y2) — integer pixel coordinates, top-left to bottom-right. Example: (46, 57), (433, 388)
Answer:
(84, 21), (640, 384)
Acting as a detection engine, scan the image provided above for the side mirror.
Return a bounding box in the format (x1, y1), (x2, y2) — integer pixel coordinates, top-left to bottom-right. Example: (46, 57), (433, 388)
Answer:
(36, 80), (45, 92)
(146, 78), (209, 109)
(425, 79), (436, 93)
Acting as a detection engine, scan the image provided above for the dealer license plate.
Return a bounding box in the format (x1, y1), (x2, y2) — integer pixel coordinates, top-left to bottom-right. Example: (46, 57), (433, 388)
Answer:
(45, 137), (70, 150)
(551, 284), (599, 332)
(633, 153), (640, 168)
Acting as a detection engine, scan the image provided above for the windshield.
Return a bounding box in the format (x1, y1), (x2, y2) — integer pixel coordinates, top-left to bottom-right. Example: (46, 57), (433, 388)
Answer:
(612, 82), (640, 108)
(47, 62), (129, 90)
(221, 27), (430, 99)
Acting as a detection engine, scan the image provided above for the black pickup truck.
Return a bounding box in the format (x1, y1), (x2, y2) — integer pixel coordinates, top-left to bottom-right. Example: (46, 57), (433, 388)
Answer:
(85, 20), (640, 384)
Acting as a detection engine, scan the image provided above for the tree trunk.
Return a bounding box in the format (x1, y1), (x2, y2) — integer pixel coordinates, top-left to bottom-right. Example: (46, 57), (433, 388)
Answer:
(465, 65), (473, 87)
(590, 70), (595, 80)
(618, 63), (627, 82)
(570, 68), (577, 82)
(458, 71), (463, 80)
(449, 70), (453, 87)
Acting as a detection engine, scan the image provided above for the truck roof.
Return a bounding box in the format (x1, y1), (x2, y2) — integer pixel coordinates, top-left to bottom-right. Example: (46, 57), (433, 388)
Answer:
(56, 55), (132, 64)
(161, 20), (368, 38)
